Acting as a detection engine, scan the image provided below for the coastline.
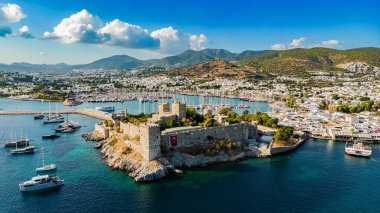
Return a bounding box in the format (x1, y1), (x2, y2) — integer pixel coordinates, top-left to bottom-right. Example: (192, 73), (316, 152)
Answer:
(85, 131), (259, 182)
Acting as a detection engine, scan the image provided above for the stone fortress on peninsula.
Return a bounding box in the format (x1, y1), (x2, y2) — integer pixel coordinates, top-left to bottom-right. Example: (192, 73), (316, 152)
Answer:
(94, 100), (258, 162)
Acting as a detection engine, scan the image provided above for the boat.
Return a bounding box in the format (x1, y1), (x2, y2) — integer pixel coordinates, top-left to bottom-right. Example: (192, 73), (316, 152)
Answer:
(36, 148), (57, 172)
(42, 134), (60, 139)
(44, 115), (64, 124)
(54, 127), (75, 133)
(4, 138), (29, 148)
(95, 106), (115, 112)
(44, 101), (65, 124)
(19, 175), (64, 192)
(33, 114), (44, 119)
(9, 145), (35, 154)
(59, 120), (81, 129)
(345, 141), (372, 157)
(59, 114), (81, 129)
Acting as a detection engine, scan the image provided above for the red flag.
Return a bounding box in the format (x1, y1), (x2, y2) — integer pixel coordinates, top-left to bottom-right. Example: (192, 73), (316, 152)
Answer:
(170, 135), (177, 147)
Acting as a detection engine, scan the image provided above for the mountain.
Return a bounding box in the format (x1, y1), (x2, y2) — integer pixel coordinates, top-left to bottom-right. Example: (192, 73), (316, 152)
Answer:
(235, 50), (272, 60)
(0, 62), (70, 72)
(159, 47), (380, 80)
(152, 49), (237, 67)
(158, 58), (256, 80)
(239, 47), (380, 76)
(76, 55), (146, 70)
(0, 47), (378, 74)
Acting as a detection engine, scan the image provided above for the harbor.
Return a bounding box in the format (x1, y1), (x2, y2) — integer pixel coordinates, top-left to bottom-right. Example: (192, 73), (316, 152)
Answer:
(0, 97), (379, 212)
(0, 112), (379, 212)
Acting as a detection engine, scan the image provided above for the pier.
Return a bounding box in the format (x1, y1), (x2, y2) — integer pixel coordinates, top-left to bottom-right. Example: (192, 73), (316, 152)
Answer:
(0, 108), (112, 120)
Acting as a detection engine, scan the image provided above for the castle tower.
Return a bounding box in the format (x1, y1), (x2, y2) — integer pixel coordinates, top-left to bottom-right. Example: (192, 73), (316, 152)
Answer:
(172, 101), (186, 120)
(140, 123), (161, 161)
(158, 102), (170, 115)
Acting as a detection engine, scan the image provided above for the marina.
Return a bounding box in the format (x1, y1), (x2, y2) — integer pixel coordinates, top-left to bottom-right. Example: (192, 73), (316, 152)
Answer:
(0, 98), (379, 212)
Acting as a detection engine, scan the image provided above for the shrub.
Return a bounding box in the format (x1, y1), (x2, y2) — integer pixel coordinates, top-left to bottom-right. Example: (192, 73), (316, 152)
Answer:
(109, 139), (117, 146)
(274, 126), (294, 142)
(122, 146), (132, 155)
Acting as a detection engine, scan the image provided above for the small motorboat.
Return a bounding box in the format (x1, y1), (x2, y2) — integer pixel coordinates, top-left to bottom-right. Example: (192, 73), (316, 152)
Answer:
(55, 127), (75, 133)
(34, 114), (44, 119)
(42, 134), (60, 139)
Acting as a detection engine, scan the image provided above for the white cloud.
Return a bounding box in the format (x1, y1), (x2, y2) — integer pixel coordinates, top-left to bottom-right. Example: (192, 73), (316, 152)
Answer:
(321, 39), (340, 47)
(310, 40), (340, 48)
(19, 25), (29, 33)
(151, 27), (208, 53)
(0, 3), (26, 23)
(39, 51), (47, 56)
(288, 37), (306, 49)
(151, 27), (183, 53)
(189, 34), (208, 50)
(19, 25), (34, 38)
(271, 43), (286, 50)
(99, 19), (159, 48)
(44, 9), (104, 44)
(45, 10), (208, 53)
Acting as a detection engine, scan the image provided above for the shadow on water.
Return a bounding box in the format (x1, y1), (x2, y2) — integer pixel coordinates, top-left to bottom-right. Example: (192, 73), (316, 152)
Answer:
(20, 187), (64, 198)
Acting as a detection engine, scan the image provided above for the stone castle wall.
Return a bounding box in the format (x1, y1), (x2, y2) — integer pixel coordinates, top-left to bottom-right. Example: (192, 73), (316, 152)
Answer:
(160, 123), (257, 151)
(119, 121), (161, 161)
(95, 123), (110, 139)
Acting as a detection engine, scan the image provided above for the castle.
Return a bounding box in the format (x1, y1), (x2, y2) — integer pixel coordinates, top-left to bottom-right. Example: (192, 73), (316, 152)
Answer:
(95, 101), (257, 161)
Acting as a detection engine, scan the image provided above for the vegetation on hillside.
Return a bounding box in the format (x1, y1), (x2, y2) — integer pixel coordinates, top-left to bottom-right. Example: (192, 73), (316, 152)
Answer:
(120, 113), (152, 125)
(239, 47), (380, 77)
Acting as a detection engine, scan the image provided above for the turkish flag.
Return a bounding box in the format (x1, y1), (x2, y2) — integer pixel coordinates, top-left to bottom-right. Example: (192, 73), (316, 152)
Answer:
(170, 135), (177, 147)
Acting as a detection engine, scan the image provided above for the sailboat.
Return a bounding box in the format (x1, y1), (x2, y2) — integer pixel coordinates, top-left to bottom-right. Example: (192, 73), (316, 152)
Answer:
(9, 130), (35, 154)
(36, 148), (57, 172)
(44, 101), (64, 124)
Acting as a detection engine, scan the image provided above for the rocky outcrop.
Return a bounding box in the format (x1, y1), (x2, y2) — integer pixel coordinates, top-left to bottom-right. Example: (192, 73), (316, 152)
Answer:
(100, 139), (169, 182)
(165, 151), (247, 168)
(82, 132), (103, 142)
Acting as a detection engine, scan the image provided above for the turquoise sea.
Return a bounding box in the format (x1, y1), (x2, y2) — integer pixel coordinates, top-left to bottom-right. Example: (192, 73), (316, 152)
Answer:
(0, 98), (380, 212)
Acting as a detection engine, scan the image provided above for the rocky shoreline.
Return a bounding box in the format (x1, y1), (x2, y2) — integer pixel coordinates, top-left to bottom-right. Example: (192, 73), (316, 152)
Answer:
(83, 132), (256, 182)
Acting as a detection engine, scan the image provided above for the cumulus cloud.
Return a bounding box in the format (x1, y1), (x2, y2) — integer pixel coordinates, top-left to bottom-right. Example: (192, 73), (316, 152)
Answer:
(45, 10), (208, 53)
(271, 37), (341, 50)
(271, 43), (286, 50)
(150, 27), (208, 53)
(189, 34), (208, 51)
(19, 25), (34, 39)
(0, 26), (11, 37)
(288, 37), (306, 49)
(99, 19), (159, 49)
(44, 9), (105, 44)
(0, 3), (26, 23)
(151, 27), (185, 53)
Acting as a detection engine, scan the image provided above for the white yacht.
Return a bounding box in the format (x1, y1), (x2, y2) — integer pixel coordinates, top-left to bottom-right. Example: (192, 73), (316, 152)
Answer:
(59, 120), (81, 129)
(36, 149), (57, 172)
(95, 106), (115, 112)
(10, 145), (35, 154)
(44, 115), (64, 124)
(19, 175), (64, 192)
(345, 141), (372, 157)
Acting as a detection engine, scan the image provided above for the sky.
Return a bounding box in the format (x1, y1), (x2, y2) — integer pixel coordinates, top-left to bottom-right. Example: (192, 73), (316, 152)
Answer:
(0, 0), (379, 64)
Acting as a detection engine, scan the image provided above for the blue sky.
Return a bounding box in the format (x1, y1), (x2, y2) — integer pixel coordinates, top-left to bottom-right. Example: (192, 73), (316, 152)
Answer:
(0, 0), (379, 64)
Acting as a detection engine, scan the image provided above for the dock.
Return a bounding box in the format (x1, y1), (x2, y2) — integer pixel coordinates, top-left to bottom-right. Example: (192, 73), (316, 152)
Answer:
(0, 108), (112, 120)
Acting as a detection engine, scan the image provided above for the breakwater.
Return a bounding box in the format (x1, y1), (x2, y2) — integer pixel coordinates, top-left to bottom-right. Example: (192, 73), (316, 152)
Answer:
(0, 108), (111, 120)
